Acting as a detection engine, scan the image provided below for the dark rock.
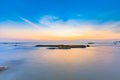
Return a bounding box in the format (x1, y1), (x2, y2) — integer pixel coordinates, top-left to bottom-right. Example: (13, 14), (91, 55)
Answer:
(58, 45), (71, 49)
(35, 45), (59, 47)
(113, 41), (120, 45)
(35, 44), (87, 48)
(86, 45), (90, 47)
(69, 45), (86, 48)
(47, 47), (57, 49)
(0, 66), (8, 72)
(88, 42), (95, 44)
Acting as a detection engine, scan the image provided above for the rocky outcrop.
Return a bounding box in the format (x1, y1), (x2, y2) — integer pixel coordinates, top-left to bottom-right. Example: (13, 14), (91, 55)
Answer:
(0, 66), (8, 72)
(88, 42), (95, 44)
(113, 41), (120, 45)
(35, 44), (90, 49)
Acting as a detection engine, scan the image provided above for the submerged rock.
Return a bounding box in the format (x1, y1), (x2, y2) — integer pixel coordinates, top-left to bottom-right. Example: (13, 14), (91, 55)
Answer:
(88, 42), (95, 44)
(47, 47), (57, 49)
(0, 66), (8, 72)
(113, 41), (120, 45)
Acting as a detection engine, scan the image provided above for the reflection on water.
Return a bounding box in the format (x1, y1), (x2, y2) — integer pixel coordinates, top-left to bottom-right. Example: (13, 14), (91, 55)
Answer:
(0, 43), (120, 80)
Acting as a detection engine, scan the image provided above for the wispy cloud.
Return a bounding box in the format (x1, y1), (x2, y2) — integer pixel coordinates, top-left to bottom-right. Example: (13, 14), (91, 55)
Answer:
(20, 17), (41, 29)
(0, 15), (120, 40)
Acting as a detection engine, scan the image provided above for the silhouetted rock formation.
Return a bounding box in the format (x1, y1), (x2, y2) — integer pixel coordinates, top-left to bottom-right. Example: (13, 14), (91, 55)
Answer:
(87, 45), (90, 47)
(58, 45), (71, 49)
(35, 44), (89, 49)
(88, 42), (95, 44)
(47, 47), (57, 49)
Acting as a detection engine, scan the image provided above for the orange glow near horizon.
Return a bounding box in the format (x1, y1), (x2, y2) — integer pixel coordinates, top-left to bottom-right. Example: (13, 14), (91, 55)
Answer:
(0, 28), (120, 41)
(1, 18), (120, 41)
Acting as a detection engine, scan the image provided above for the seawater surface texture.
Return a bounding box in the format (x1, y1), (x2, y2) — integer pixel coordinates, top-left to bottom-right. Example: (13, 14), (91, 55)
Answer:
(0, 41), (120, 80)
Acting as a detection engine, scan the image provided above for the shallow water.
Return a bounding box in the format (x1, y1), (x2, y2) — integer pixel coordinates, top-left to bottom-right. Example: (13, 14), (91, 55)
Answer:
(0, 41), (120, 80)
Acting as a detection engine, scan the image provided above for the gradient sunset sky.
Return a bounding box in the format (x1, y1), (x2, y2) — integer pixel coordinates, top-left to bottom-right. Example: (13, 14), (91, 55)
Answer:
(0, 0), (120, 41)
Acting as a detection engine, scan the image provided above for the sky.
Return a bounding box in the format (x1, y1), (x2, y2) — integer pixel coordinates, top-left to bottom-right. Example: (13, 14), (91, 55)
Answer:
(0, 0), (120, 41)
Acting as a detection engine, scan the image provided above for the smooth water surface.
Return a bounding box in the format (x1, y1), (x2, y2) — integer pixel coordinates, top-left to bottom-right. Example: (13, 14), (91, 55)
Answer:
(0, 41), (120, 80)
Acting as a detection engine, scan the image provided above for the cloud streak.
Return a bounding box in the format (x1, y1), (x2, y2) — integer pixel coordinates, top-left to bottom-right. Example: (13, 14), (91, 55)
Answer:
(20, 17), (41, 29)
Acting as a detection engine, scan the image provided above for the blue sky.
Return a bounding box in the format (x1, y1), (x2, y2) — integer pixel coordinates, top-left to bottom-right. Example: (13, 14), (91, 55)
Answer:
(0, 0), (120, 22)
(0, 0), (120, 41)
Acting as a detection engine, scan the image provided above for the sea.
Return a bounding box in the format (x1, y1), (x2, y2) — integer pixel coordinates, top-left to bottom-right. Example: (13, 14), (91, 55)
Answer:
(0, 40), (120, 80)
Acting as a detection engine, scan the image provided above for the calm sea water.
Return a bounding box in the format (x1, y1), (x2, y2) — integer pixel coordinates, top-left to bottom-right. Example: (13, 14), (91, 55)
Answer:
(0, 41), (120, 80)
